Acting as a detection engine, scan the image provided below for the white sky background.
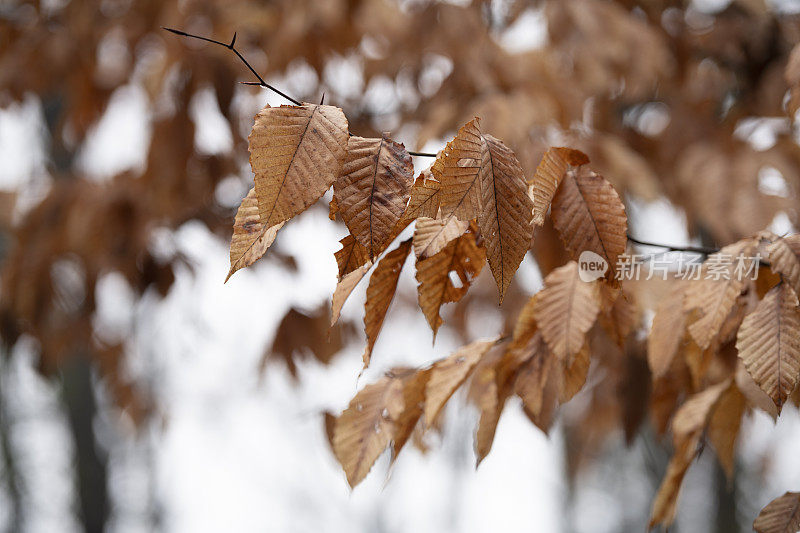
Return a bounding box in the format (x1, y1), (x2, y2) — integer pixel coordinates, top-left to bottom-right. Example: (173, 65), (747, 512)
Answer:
(2, 3), (800, 533)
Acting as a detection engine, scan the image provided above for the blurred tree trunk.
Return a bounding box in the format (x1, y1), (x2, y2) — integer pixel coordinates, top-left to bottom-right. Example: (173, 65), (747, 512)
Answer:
(61, 358), (109, 533)
(0, 355), (22, 532)
(714, 461), (739, 533)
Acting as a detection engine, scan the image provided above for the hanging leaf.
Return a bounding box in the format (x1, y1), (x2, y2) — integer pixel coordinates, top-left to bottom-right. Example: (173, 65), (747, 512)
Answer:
(413, 216), (469, 260)
(766, 235), (800, 296)
(685, 239), (756, 349)
(533, 261), (601, 363)
(405, 170), (440, 220)
(334, 134), (414, 258)
(550, 168), (627, 279)
(754, 491), (800, 533)
(415, 225), (486, 337)
(559, 341), (590, 403)
(362, 239), (412, 368)
(648, 284), (687, 379)
(513, 332), (560, 433)
(708, 384), (745, 479)
(530, 147), (590, 226)
(736, 282), (800, 412)
(332, 375), (406, 488)
(226, 187), (285, 282)
(249, 104), (349, 227)
(335, 234), (371, 279)
(423, 338), (497, 425)
(432, 118), (534, 300)
(511, 293), (539, 349)
(649, 379), (731, 529)
(330, 263), (371, 327)
(391, 368), (431, 462)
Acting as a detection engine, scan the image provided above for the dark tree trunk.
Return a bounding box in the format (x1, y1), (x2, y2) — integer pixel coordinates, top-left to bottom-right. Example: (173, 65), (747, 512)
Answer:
(60, 358), (109, 533)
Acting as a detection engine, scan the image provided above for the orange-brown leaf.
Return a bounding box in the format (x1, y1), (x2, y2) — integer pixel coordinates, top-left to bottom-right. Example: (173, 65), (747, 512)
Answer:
(530, 147), (589, 226)
(648, 284), (687, 379)
(226, 187), (284, 282)
(332, 375), (405, 487)
(249, 104), (348, 227)
(334, 134), (414, 258)
(550, 168), (627, 279)
(413, 216), (469, 260)
(423, 338), (497, 425)
(363, 239), (412, 368)
(415, 226), (486, 337)
(754, 491), (800, 533)
(432, 118), (533, 300)
(533, 261), (601, 363)
(736, 282), (800, 412)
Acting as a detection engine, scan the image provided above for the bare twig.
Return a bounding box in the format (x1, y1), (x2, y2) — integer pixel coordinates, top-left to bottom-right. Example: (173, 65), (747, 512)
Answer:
(163, 27), (440, 157)
(626, 234), (719, 255)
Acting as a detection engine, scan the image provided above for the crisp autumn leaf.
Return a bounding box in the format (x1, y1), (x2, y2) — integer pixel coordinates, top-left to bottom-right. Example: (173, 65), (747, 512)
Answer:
(413, 216), (469, 260)
(766, 235), (800, 296)
(391, 368), (431, 461)
(249, 104), (349, 227)
(510, 293), (538, 349)
(334, 134), (414, 258)
(530, 147), (589, 226)
(330, 263), (371, 327)
(415, 225), (486, 337)
(363, 239), (412, 367)
(405, 170), (440, 220)
(649, 379), (732, 529)
(708, 384), (745, 479)
(513, 332), (560, 433)
(432, 118), (534, 300)
(786, 42), (800, 118)
(423, 338), (497, 425)
(648, 284), (687, 379)
(550, 168), (627, 280)
(332, 375), (406, 487)
(560, 342), (590, 403)
(533, 261), (601, 363)
(736, 282), (800, 412)
(754, 491), (800, 533)
(226, 187), (284, 282)
(335, 234), (371, 279)
(328, 195), (339, 221)
(685, 239), (756, 349)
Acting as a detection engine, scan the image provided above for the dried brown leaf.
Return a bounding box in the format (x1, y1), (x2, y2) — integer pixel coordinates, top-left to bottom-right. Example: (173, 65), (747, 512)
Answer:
(432, 118), (534, 300)
(533, 261), (601, 363)
(736, 282), (800, 412)
(413, 216), (469, 260)
(648, 284), (687, 379)
(530, 147), (589, 226)
(415, 225), (486, 337)
(249, 104), (348, 227)
(332, 376), (405, 487)
(226, 187), (284, 282)
(363, 239), (412, 368)
(754, 491), (800, 533)
(550, 168), (627, 279)
(423, 338), (497, 425)
(334, 134), (414, 258)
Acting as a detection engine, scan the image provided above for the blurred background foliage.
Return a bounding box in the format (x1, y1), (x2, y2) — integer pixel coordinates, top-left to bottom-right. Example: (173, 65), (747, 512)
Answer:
(1, 0), (800, 531)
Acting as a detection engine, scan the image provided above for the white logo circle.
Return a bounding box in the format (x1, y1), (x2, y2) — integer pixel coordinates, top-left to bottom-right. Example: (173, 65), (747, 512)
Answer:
(578, 251), (608, 282)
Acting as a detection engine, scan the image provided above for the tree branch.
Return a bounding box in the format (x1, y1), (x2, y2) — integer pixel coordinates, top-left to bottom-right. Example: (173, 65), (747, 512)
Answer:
(164, 27), (782, 259)
(163, 27), (441, 158)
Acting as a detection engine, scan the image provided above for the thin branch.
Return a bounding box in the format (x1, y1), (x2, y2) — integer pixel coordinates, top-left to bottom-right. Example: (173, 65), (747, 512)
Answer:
(164, 27), (776, 259)
(162, 27), (302, 106)
(163, 27), (441, 158)
(626, 234), (719, 255)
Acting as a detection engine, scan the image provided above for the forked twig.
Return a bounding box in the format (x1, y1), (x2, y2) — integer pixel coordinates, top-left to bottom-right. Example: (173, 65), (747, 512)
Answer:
(163, 27), (439, 157)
